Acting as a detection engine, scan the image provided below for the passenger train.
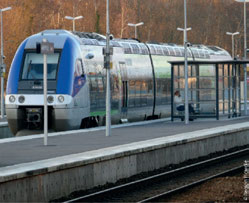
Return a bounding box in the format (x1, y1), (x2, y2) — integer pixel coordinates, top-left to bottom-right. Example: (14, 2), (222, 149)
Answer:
(5, 30), (232, 135)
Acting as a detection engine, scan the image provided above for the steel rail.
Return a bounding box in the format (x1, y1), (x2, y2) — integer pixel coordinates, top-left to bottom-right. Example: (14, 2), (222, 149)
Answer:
(64, 148), (249, 203)
(139, 165), (243, 202)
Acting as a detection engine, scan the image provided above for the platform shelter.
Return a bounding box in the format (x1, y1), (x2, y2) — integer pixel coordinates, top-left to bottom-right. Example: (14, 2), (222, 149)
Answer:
(170, 60), (249, 121)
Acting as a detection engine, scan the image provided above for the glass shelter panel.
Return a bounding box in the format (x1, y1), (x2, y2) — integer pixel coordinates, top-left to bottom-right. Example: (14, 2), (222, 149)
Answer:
(171, 61), (243, 121)
(172, 64), (217, 117)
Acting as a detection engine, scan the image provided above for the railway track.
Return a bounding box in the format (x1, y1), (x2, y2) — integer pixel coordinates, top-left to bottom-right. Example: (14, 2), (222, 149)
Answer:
(64, 148), (248, 202)
(139, 165), (243, 202)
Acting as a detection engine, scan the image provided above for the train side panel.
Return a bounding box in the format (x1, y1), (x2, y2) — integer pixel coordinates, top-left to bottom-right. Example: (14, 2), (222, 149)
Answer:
(124, 54), (154, 122)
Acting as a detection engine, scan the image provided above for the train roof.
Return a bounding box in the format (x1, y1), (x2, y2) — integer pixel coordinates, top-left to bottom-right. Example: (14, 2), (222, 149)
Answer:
(24, 30), (231, 60)
(71, 31), (230, 59)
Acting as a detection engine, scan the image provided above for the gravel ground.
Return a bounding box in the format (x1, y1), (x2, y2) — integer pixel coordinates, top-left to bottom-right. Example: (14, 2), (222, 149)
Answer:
(166, 175), (245, 202)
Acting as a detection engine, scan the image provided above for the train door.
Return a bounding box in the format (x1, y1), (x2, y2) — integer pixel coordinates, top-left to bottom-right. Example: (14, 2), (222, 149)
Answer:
(119, 62), (128, 121)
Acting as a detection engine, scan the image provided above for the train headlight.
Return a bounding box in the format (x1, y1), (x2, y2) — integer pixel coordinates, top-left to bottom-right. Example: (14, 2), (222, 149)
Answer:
(18, 95), (25, 103)
(58, 95), (64, 103)
(47, 96), (54, 103)
(9, 95), (15, 103)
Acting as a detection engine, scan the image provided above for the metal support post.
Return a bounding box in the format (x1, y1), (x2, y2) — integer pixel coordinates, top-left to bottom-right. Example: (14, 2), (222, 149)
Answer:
(234, 64), (237, 116)
(184, 0), (189, 124)
(228, 64), (231, 118)
(43, 52), (48, 146)
(239, 65), (242, 116)
(232, 34), (235, 59)
(0, 11), (4, 119)
(38, 39), (54, 146)
(244, 0), (248, 115)
(216, 64), (219, 120)
(177, 1), (191, 124)
(184, 43), (189, 124)
(244, 65), (247, 115)
(233, 64), (236, 116)
(171, 65), (174, 121)
(196, 65), (200, 111)
(106, 0), (111, 137)
(222, 65), (225, 114)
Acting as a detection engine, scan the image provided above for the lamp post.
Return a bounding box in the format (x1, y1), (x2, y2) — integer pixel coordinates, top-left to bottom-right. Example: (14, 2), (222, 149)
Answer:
(235, 0), (249, 115)
(65, 15), (83, 31)
(128, 22), (144, 39)
(177, 0), (191, 124)
(226, 32), (240, 59)
(105, 0), (111, 137)
(0, 6), (11, 119)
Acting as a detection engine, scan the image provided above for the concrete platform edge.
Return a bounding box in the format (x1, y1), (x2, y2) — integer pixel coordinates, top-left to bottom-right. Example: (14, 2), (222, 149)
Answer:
(1, 121), (249, 182)
(1, 121), (249, 201)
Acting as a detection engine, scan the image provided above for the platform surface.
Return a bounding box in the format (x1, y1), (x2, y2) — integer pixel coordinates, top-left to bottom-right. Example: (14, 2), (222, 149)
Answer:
(0, 117), (249, 168)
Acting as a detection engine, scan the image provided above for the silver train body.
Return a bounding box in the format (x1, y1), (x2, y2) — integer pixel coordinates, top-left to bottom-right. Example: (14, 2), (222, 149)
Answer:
(5, 30), (232, 135)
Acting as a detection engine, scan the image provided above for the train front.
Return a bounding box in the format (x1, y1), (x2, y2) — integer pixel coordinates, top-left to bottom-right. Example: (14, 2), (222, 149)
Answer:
(5, 30), (84, 135)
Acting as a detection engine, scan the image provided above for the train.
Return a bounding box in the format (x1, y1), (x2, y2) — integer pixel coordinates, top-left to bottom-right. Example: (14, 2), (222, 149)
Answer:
(5, 30), (232, 135)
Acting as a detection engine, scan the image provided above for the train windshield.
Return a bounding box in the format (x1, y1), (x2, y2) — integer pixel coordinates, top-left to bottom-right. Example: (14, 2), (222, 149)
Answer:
(21, 52), (60, 80)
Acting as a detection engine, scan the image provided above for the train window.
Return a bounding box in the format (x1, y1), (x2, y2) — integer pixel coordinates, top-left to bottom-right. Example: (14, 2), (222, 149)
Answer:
(135, 81), (141, 107)
(130, 44), (140, 54)
(155, 46), (163, 55)
(139, 44), (149, 55)
(83, 39), (94, 45)
(174, 48), (181, 56)
(21, 52), (60, 80)
(89, 77), (98, 92)
(140, 81), (148, 106)
(128, 80), (136, 107)
(91, 40), (99, 45)
(97, 77), (104, 93)
(162, 47), (170, 56)
(149, 45), (156, 55)
(167, 47), (175, 56)
(75, 59), (84, 77)
(121, 43), (132, 54)
(111, 41), (121, 47)
(148, 80), (153, 94)
(162, 81), (169, 104)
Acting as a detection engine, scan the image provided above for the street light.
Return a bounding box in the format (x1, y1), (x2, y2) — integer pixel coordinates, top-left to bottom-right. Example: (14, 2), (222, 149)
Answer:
(177, 27), (192, 33)
(177, 0), (190, 125)
(65, 15), (83, 31)
(128, 22), (144, 39)
(0, 6), (11, 119)
(226, 32), (240, 59)
(235, 0), (249, 115)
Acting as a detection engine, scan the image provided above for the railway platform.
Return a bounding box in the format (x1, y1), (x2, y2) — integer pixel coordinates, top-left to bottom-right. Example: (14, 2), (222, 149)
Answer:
(1, 117), (249, 201)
